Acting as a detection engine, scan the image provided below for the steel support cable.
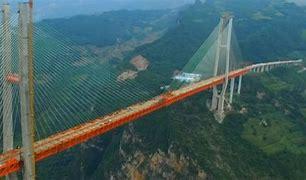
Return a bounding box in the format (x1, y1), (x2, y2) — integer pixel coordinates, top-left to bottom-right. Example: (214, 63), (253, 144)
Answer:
(31, 39), (154, 111)
(28, 25), (157, 137)
(169, 25), (219, 90)
(36, 79), (76, 132)
(181, 26), (219, 73)
(0, 42), (20, 147)
(1, 18), (75, 141)
(34, 78), (98, 138)
(32, 28), (154, 100)
(32, 54), (150, 138)
(33, 24), (156, 96)
(33, 75), (101, 136)
(31, 53), (145, 116)
(2, 58), (141, 139)
(0, 16), (19, 74)
(32, 26), (155, 97)
(33, 71), (149, 139)
(0, 88), (20, 148)
(0, 17), (20, 143)
(229, 29), (244, 70)
(31, 35), (153, 102)
(0, 14), (128, 146)
(192, 41), (218, 76)
(2, 22), (72, 141)
(34, 88), (74, 139)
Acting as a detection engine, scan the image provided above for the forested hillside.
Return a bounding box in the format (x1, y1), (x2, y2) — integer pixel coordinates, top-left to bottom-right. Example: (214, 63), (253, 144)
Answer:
(39, 10), (177, 47)
(36, 0), (306, 179)
(90, 65), (306, 179)
(123, 0), (306, 87)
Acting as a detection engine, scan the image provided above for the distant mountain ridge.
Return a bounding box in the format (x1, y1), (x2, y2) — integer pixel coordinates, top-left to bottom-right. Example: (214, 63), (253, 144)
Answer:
(32, 0), (194, 20)
(109, 0), (306, 89)
(10, 0), (304, 20)
(39, 9), (177, 47)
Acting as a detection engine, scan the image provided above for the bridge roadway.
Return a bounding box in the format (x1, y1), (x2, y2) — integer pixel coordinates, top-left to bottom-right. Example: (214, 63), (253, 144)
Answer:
(0, 61), (299, 176)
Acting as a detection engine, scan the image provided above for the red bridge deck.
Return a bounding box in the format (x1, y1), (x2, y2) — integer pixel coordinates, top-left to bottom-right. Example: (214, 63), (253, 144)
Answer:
(0, 66), (252, 176)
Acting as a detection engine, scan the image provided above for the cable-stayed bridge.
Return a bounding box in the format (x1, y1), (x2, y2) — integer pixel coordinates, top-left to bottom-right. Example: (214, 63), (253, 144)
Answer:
(0, 2), (303, 179)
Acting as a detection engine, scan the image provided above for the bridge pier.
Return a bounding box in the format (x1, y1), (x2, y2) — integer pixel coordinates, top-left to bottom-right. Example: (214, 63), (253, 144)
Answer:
(229, 78), (235, 104)
(211, 88), (219, 111)
(237, 75), (242, 95)
(261, 66), (265, 72)
(216, 83), (225, 122)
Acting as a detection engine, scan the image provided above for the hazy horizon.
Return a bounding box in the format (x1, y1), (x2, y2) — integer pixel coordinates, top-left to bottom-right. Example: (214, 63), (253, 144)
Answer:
(4, 0), (195, 20)
(3, 0), (306, 20)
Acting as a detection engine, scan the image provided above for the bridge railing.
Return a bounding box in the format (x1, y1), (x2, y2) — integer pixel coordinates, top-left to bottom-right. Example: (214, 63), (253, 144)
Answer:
(250, 59), (303, 69)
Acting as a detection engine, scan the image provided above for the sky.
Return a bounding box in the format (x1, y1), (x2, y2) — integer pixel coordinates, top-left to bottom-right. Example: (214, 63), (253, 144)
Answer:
(2, 0), (306, 20)
(37, 0), (195, 19)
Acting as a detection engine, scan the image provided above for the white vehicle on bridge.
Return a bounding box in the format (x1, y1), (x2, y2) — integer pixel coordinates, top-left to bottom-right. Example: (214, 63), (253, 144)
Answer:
(173, 72), (202, 83)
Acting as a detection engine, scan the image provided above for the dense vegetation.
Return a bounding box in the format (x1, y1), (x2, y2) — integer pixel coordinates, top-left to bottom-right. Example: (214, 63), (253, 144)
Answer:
(36, 0), (306, 179)
(123, 0), (306, 86)
(39, 10), (176, 47)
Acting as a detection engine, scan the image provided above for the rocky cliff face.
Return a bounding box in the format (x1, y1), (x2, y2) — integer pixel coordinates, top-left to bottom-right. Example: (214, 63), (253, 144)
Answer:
(107, 124), (207, 180)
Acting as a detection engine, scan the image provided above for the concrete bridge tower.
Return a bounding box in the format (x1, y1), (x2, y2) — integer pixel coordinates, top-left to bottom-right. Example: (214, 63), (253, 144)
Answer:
(1, 3), (17, 180)
(18, 1), (36, 180)
(211, 15), (234, 123)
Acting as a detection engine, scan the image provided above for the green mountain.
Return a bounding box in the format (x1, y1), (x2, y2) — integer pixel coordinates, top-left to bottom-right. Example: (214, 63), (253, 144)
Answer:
(123, 0), (306, 86)
(36, 0), (306, 179)
(39, 9), (177, 47)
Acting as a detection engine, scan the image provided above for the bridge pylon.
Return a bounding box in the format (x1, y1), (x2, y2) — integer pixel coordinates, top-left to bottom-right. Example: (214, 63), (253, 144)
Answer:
(211, 15), (234, 123)
(18, 2), (36, 180)
(1, 3), (17, 180)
